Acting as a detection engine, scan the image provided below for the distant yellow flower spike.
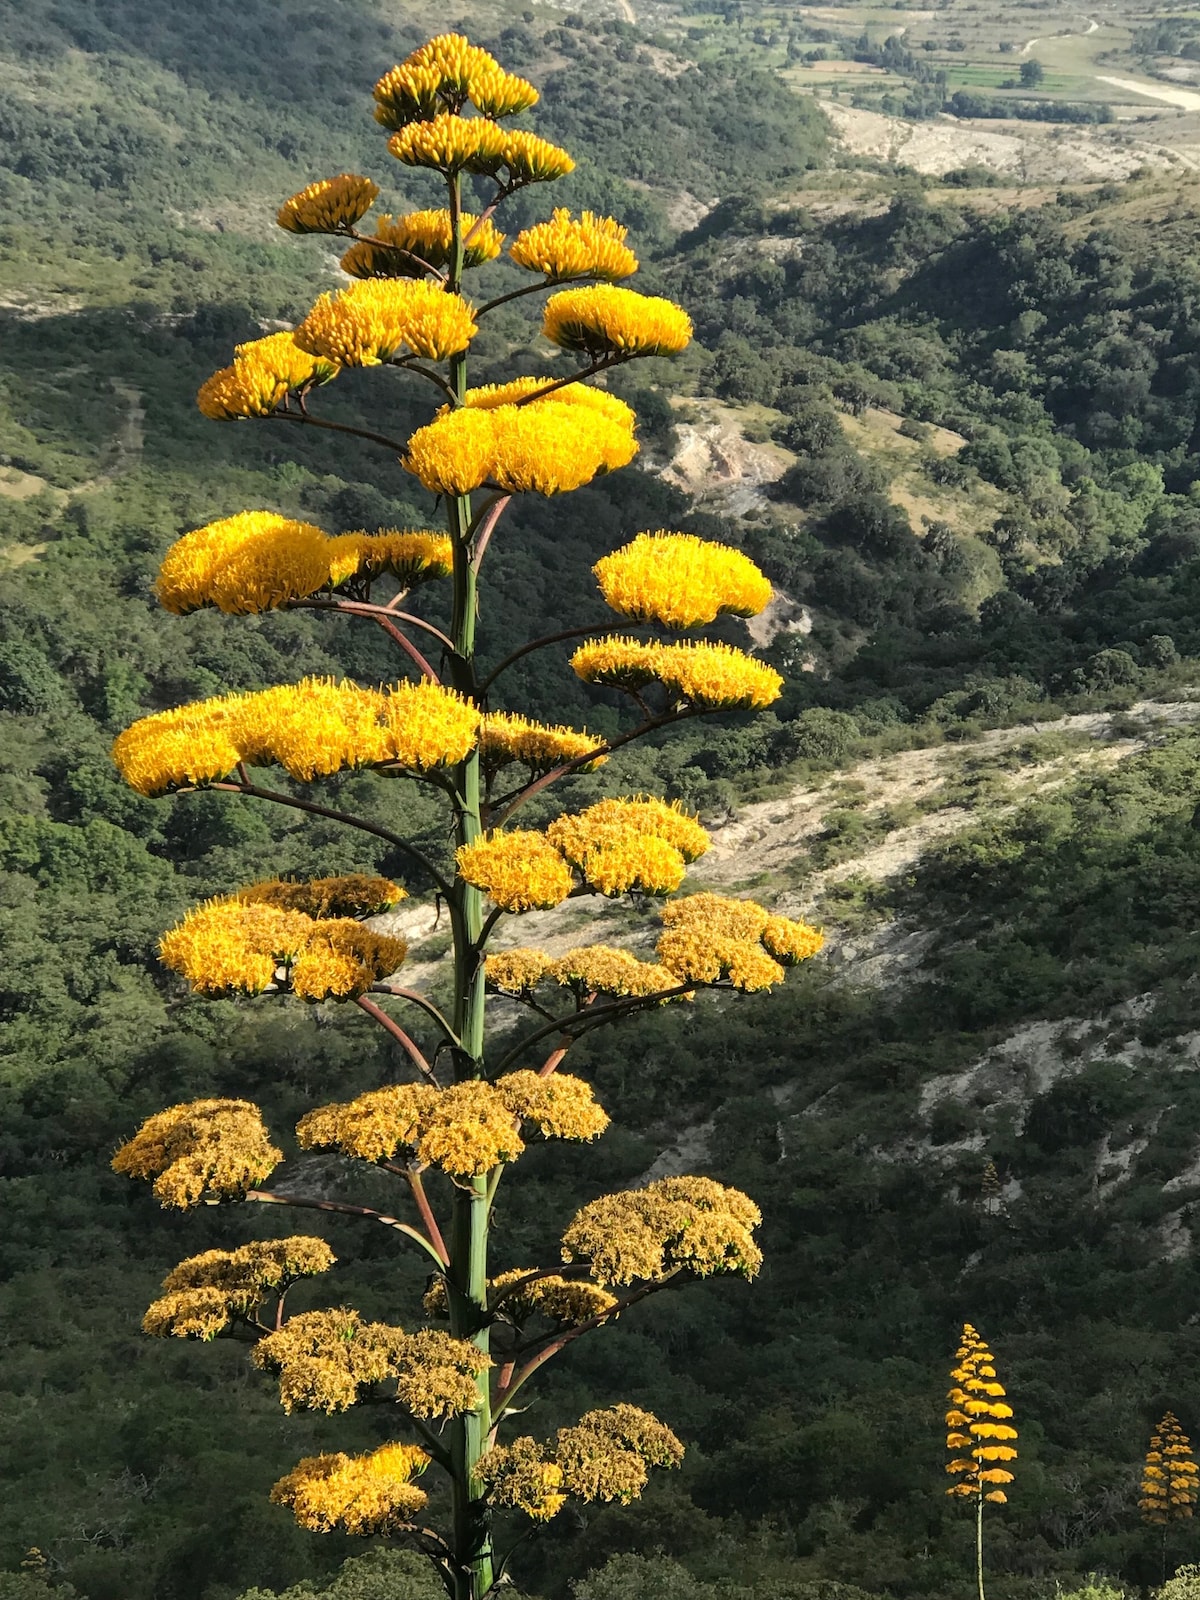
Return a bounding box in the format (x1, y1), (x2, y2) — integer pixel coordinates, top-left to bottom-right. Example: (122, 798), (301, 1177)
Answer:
(325, 528), (453, 589)
(554, 1405), (684, 1503)
(479, 711), (607, 777)
(197, 332), (339, 421)
(483, 948), (554, 995)
(1142, 1411), (1198, 1525)
(237, 874), (405, 919)
(388, 112), (509, 175)
(112, 1098), (281, 1209)
(511, 210), (638, 283)
(563, 1175), (763, 1285)
(297, 1084), (439, 1164)
(276, 174), (380, 234)
(415, 1080), (525, 1178)
(497, 1070), (610, 1141)
(594, 532), (772, 630)
(373, 34), (538, 129)
(544, 285), (692, 358)
(341, 209), (504, 279)
(479, 1437), (567, 1522)
(271, 1442), (431, 1534)
(457, 830), (574, 913)
(295, 278), (477, 366)
(945, 1322), (1018, 1502)
(155, 510), (332, 615)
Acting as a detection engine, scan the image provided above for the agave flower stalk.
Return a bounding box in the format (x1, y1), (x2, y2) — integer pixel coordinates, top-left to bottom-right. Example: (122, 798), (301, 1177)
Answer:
(946, 1322), (1018, 1600)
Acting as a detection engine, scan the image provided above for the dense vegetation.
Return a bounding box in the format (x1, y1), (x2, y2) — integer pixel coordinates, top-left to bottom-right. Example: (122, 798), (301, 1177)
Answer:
(5, 4), (1200, 1600)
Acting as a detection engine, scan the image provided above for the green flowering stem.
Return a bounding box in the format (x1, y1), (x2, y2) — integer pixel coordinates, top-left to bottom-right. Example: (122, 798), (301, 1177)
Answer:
(244, 1189), (447, 1271)
(353, 996), (440, 1087)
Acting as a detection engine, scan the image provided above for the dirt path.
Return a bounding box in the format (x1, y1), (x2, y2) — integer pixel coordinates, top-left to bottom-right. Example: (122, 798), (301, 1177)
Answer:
(1097, 73), (1200, 110)
(1022, 14), (1098, 54)
(615, 0), (635, 20)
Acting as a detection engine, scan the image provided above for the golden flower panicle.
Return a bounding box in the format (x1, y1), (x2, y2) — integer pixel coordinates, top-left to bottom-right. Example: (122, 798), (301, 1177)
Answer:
(233, 677), (393, 781)
(576, 832), (687, 898)
(142, 1287), (235, 1340)
(510, 209), (638, 283)
(342, 209), (504, 279)
(479, 1438), (566, 1522)
(391, 1327), (492, 1419)
(197, 334), (338, 422)
(554, 1404), (684, 1504)
(271, 1443), (431, 1535)
(325, 528), (453, 589)
(237, 875), (406, 920)
(661, 892), (769, 943)
(155, 510), (332, 616)
(496, 1070), (610, 1142)
(761, 913), (825, 965)
(497, 127), (575, 186)
(112, 1098), (281, 1209)
(373, 35), (537, 128)
(547, 796), (710, 869)
(490, 1269), (619, 1327)
(405, 406), (497, 497)
(382, 679), (481, 770)
(163, 1236), (336, 1294)
(277, 174), (380, 234)
(457, 379), (635, 433)
(484, 947), (554, 996)
(480, 712), (607, 778)
(290, 920), (408, 1002)
(487, 401), (638, 495)
(652, 639), (784, 711)
(543, 285), (692, 359)
(570, 635), (662, 694)
(456, 831), (575, 913)
(562, 1174), (762, 1285)
(294, 278), (477, 367)
(111, 699), (243, 797)
(296, 1084), (439, 1163)
(594, 531), (772, 631)
(387, 112), (509, 176)
(548, 945), (684, 1001)
(467, 60), (540, 120)
(414, 1080), (525, 1179)
(253, 1308), (406, 1413)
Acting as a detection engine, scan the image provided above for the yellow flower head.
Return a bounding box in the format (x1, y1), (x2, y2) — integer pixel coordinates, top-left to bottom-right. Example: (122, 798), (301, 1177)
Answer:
(415, 1080), (525, 1178)
(654, 897), (816, 994)
(253, 1308), (407, 1413)
(155, 510), (332, 615)
(112, 1098), (281, 1209)
(373, 35), (538, 129)
(544, 285), (692, 358)
(405, 399), (637, 498)
(144, 1237), (337, 1339)
(555, 1404), (685, 1504)
(404, 406), (497, 497)
(562, 1175), (762, 1284)
(341, 209), (504, 278)
(479, 1438), (567, 1522)
(762, 913), (826, 965)
(325, 528), (453, 589)
(382, 679), (481, 769)
(661, 892), (769, 942)
(497, 1070), (610, 1142)
(237, 874), (406, 919)
(490, 1270), (619, 1326)
(276, 174), (380, 234)
(594, 532), (772, 630)
(233, 678), (394, 780)
(549, 945), (685, 1001)
(111, 699), (243, 796)
(480, 712), (608, 778)
(294, 278), (477, 366)
(271, 1443), (431, 1535)
(511, 210), (637, 283)
(484, 948), (554, 996)
(570, 635), (661, 693)
(297, 1084), (439, 1163)
(290, 921), (410, 1001)
(653, 640), (784, 709)
(388, 112), (509, 176)
(197, 332), (338, 421)
(548, 796), (710, 869)
(497, 127), (576, 185)
(456, 831), (574, 913)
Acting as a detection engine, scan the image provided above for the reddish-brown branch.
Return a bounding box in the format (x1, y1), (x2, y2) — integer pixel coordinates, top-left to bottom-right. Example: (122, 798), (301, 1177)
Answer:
(489, 985), (694, 1078)
(405, 1168), (450, 1264)
(469, 493), (513, 574)
(370, 983), (461, 1047)
(265, 409), (408, 454)
(538, 997), (595, 1077)
(245, 1189), (445, 1269)
(354, 995), (440, 1086)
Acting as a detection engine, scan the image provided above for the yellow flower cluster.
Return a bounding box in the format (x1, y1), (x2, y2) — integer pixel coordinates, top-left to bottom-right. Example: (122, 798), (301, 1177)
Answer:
(655, 893), (823, 994)
(112, 677), (480, 796)
(143, 1237), (336, 1339)
(458, 378), (634, 424)
(543, 285), (692, 359)
(1140, 1411), (1198, 1524)
(111, 1098), (281, 1209)
(298, 1085), (438, 1163)
(480, 1439), (568, 1522)
(945, 1323), (1018, 1504)
(254, 1307), (489, 1416)
(387, 115), (573, 187)
(479, 712), (607, 779)
(276, 174), (380, 234)
(373, 34), (538, 129)
(497, 1070), (609, 1142)
(456, 831), (575, 913)
(341, 209), (504, 278)
(405, 395), (637, 498)
(271, 1443), (431, 1534)
(562, 1175), (763, 1285)
(486, 944), (683, 1002)
(594, 532), (773, 630)
(197, 332), (339, 421)
(416, 1081), (526, 1179)
(295, 278), (477, 367)
(547, 797), (710, 899)
(237, 874), (405, 919)
(424, 1267), (617, 1327)
(155, 516), (453, 616)
(571, 636), (783, 711)
(554, 1404), (685, 1503)
(510, 210), (637, 283)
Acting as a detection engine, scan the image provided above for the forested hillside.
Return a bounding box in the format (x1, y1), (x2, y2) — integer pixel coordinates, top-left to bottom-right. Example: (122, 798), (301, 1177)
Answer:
(6, 3), (1200, 1600)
